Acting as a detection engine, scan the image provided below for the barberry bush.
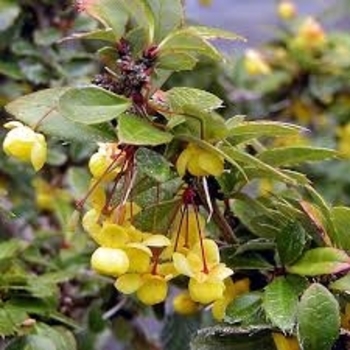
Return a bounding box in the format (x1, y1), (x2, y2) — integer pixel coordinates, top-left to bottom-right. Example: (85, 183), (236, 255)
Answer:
(2, 1), (350, 349)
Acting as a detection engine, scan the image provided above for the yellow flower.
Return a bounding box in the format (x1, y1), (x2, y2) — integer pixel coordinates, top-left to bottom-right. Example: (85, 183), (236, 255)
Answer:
(173, 239), (233, 304)
(91, 247), (129, 277)
(212, 278), (250, 321)
(89, 142), (125, 181)
(3, 121), (47, 171)
(173, 291), (200, 315)
(176, 143), (224, 177)
(272, 333), (300, 350)
(243, 49), (271, 76)
(32, 178), (70, 211)
(277, 1), (297, 20)
(337, 123), (350, 159)
(293, 17), (326, 50)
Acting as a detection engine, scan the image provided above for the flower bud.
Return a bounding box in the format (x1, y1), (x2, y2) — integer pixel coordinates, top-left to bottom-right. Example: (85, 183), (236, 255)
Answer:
(91, 247), (129, 276)
(243, 49), (271, 76)
(277, 1), (297, 20)
(3, 122), (47, 171)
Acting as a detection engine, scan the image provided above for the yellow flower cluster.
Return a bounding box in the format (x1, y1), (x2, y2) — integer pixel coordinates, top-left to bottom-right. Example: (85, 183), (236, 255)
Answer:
(84, 146), (233, 306)
(337, 123), (350, 158)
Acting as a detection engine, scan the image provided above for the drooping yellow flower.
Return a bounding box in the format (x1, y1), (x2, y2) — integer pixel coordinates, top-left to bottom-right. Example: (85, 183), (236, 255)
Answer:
(89, 142), (125, 181)
(173, 291), (200, 315)
(173, 239), (233, 304)
(3, 121), (47, 171)
(91, 247), (129, 277)
(243, 49), (271, 76)
(211, 278), (250, 321)
(176, 143), (224, 177)
(272, 333), (301, 350)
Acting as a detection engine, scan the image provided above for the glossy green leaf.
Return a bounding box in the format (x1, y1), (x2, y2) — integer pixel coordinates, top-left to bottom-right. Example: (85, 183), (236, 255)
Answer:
(225, 293), (263, 325)
(133, 199), (181, 234)
(167, 87), (223, 112)
(263, 277), (299, 332)
(228, 121), (305, 141)
(117, 113), (173, 146)
(35, 323), (77, 350)
(331, 207), (350, 250)
(287, 247), (350, 276)
(220, 145), (296, 185)
(297, 283), (340, 350)
(119, 0), (155, 43)
(161, 314), (200, 350)
(186, 25), (245, 42)
(135, 147), (173, 183)
(59, 86), (131, 125)
(159, 28), (222, 61)
(0, 0), (20, 31)
(276, 221), (307, 265)
(330, 273), (350, 292)
(5, 88), (115, 143)
(63, 29), (116, 42)
(157, 52), (198, 71)
(191, 325), (274, 350)
(5, 336), (56, 350)
(147, 0), (184, 42)
(258, 147), (337, 167)
(80, 0), (128, 39)
(0, 240), (25, 261)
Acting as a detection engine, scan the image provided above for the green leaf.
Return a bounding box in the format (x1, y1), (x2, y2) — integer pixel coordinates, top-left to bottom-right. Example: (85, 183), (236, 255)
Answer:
(133, 199), (181, 234)
(0, 309), (19, 337)
(157, 52), (198, 71)
(228, 121), (305, 143)
(81, 0), (128, 39)
(120, 0), (155, 43)
(180, 105), (228, 141)
(117, 113), (173, 146)
(221, 248), (274, 270)
(225, 293), (263, 325)
(287, 248), (350, 276)
(297, 283), (340, 350)
(330, 274), (350, 292)
(63, 29), (116, 42)
(0, 239), (26, 261)
(147, 0), (184, 42)
(331, 207), (350, 251)
(263, 277), (299, 332)
(220, 144), (296, 185)
(276, 221), (307, 265)
(59, 86), (131, 125)
(0, 60), (23, 79)
(258, 147), (337, 167)
(5, 88), (115, 143)
(34, 27), (61, 46)
(35, 323), (77, 350)
(161, 313), (200, 350)
(0, 0), (20, 31)
(66, 167), (90, 201)
(167, 87), (223, 112)
(191, 325), (275, 350)
(5, 336), (56, 350)
(158, 28), (223, 61)
(135, 147), (173, 182)
(186, 25), (245, 42)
